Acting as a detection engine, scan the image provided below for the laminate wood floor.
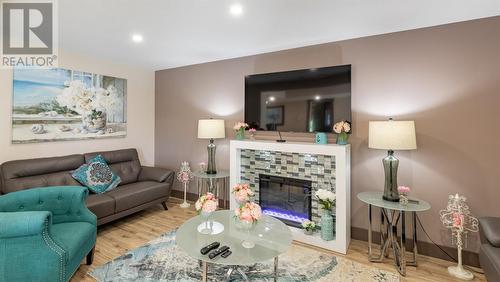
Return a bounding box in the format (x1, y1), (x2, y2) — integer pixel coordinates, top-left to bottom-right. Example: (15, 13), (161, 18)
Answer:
(72, 197), (485, 282)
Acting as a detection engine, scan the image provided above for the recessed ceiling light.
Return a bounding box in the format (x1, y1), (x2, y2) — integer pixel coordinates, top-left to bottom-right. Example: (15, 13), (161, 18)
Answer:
(315, 95), (321, 100)
(269, 96), (275, 102)
(132, 34), (143, 43)
(229, 3), (243, 16)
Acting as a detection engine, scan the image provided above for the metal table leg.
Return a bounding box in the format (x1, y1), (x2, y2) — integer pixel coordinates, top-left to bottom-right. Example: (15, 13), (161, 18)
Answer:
(201, 261), (208, 282)
(274, 256), (279, 281)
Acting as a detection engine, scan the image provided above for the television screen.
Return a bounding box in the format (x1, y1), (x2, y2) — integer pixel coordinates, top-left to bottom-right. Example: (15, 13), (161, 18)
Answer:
(245, 65), (351, 133)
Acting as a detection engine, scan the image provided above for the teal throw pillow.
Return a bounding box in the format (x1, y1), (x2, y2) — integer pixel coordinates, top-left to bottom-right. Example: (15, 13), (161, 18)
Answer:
(72, 155), (121, 193)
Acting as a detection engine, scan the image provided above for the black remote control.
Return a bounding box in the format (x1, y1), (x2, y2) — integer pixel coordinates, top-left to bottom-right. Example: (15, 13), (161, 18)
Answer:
(208, 246), (230, 259)
(221, 250), (232, 258)
(200, 242), (220, 255)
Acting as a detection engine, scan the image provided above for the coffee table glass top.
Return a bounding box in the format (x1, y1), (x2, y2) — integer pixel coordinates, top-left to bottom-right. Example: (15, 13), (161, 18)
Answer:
(176, 210), (293, 266)
(357, 191), (431, 212)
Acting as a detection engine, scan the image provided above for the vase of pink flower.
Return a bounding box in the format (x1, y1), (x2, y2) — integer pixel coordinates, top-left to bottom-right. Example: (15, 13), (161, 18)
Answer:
(249, 128), (257, 140)
(196, 192), (219, 234)
(232, 183), (255, 204)
(235, 201), (262, 248)
(398, 186), (411, 205)
(333, 120), (351, 145)
(234, 122), (248, 140)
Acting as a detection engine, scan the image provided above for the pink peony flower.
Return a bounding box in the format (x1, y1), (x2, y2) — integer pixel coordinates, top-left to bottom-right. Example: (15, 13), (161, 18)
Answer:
(195, 192), (218, 213)
(452, 212), (464, 228)
(397, 186), (411, 194)
(203, 200), (218, 213)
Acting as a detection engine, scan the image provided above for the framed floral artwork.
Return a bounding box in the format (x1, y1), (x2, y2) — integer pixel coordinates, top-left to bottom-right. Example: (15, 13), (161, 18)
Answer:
(12, 68), (127, 143)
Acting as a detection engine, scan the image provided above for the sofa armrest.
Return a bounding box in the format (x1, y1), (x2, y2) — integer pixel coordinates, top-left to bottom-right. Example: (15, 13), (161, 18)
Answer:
(0, 186), (97, 226)
(139, 166), (173, 183)
(0, 211), (51, 239)
(480, 217), (500, 247)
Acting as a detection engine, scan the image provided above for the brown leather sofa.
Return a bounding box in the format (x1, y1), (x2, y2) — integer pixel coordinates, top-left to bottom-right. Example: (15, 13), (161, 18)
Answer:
(0, 148), (174, 225)
(479, 217), (500, 281)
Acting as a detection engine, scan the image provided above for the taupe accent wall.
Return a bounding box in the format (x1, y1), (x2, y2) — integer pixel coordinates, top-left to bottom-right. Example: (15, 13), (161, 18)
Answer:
(155, 16), (500, 252)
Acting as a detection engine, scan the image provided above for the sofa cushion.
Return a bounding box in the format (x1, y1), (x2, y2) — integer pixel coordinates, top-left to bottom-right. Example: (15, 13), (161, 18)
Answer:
(51, 222), (96, 264)
(106, 181), (169, 212)
(72, 155), (121, 193)
(84, 149), (141, 186)
(0, 155), (84, 194)
(86, 194), (115, 218)
(480, 217), (500, 247)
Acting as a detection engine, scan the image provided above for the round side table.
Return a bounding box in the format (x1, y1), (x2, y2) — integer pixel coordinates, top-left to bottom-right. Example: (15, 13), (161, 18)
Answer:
(193, 170), (230, 209)
(357, 191), (431, 276)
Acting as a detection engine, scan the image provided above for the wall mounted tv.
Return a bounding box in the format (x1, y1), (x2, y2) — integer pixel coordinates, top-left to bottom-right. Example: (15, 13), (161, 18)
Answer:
(245, 65), (351, 133)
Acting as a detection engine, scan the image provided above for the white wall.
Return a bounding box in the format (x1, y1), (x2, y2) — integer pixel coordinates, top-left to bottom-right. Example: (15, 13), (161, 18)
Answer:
(0, 51), (155, 165)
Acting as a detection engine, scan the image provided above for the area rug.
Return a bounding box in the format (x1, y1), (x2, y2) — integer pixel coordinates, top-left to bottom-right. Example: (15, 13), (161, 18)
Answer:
(89, 230), (399, 282)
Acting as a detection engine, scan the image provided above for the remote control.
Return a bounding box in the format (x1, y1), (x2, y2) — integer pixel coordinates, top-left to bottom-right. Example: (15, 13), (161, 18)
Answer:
(221, 250), (232, 258)
(208, 246), (230, 259)
(200, 242), (220, 255)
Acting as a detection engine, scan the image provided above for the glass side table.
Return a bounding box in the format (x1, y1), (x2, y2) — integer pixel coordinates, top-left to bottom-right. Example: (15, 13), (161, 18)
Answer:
(357, 191), (431, 276)
(193, 170), (230, 209)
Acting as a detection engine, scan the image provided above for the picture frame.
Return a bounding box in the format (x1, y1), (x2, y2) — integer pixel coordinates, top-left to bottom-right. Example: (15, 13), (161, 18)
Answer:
(266, 105), (284, 126)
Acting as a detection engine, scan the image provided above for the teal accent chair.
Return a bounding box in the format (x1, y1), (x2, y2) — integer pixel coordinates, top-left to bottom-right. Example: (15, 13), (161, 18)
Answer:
(0, 186), (97, 282)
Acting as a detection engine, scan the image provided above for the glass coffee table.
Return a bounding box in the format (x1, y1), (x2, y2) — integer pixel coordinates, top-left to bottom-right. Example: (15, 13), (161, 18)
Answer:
(176, 210), (293, 282)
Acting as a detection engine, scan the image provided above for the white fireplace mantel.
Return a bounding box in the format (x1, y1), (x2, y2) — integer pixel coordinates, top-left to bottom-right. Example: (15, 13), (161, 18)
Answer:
(229, 139), (351, 254)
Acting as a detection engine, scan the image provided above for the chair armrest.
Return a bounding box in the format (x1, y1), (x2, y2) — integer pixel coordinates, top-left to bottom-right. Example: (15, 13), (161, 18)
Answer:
(0, 186), (97, 225)
(480, 217), (500, 247)
(139, 166), (173, 183)
(0, 211), (51, 239)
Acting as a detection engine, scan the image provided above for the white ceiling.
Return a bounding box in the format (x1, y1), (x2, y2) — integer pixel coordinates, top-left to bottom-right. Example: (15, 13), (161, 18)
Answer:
(59, 0), (500, 71)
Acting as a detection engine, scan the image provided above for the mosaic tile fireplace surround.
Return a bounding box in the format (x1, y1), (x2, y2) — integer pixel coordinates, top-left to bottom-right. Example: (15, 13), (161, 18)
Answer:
(230, 140), (351, 254)
(240, 149), (336, 225)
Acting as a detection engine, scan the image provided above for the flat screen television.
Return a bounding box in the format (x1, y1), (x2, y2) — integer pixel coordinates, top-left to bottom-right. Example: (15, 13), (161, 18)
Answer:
(245, 65), (351, 133)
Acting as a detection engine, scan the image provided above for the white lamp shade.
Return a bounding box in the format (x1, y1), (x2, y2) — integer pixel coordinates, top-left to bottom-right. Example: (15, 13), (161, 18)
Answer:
(369, 120), (417, 150)
(197, 119), (226, 139)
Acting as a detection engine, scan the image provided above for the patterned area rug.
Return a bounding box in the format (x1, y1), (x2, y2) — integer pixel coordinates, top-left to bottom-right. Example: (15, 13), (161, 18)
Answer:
(89, 230), (399, 282)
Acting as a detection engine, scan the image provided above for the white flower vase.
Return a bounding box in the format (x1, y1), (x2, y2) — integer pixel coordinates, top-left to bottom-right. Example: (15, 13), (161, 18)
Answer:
(83, 110), (107, 133)
(198, 211), (214, 234)
(239, 219), (256, 249)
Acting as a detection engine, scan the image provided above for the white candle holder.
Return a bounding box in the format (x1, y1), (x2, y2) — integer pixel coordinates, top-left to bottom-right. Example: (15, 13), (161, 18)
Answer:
(439, 194), (479, 280)
(177, 162), (193, 209)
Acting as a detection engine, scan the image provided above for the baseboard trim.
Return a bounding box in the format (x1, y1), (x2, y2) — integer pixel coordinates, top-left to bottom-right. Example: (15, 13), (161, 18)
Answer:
(169, 190), (480, 268)
(351, 227), (480, 268)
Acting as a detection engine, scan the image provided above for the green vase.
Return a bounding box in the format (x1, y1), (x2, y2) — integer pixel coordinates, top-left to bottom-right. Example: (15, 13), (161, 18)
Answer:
(336, 132), (349, 145)
(320, 210), (334, 241)
(235, 129), (245, 140)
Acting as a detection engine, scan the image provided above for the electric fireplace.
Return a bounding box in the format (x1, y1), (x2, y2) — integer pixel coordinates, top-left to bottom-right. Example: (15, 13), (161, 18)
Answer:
(259, 174), (312, 228)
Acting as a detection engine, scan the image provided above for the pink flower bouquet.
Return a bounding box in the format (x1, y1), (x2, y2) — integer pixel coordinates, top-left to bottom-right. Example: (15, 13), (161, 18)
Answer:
(232, 183), (255, 203)
(397, 186), (411, 205)
(397, 186), (411, 195)
(195, 192), (218, 214)
(234, 202), (262, 224)
(233, 122), (249, 131)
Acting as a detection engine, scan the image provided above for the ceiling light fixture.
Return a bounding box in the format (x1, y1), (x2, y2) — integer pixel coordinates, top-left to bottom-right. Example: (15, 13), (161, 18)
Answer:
(229, 3), (243, 16)
(269, 96), (275, 102)
(315, 95), (321, 100)
(132, 34), (143, 43)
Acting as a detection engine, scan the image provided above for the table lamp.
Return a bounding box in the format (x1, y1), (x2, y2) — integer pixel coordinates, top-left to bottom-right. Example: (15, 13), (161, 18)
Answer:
(198, 119), (225, 174)
(369, 119), (417, 201)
